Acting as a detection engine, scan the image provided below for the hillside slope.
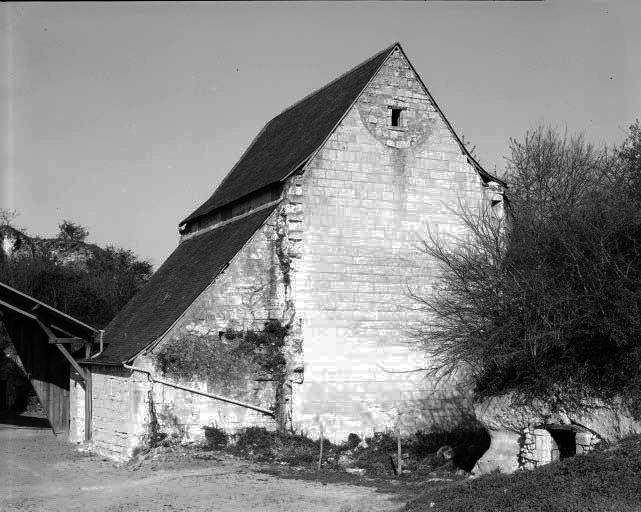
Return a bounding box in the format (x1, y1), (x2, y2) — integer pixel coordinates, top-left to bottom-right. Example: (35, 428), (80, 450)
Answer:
(406, 435), (641, 512)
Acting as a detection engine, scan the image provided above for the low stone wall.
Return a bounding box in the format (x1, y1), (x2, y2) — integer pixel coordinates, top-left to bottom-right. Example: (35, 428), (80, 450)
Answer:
(519, 427), (600, 470)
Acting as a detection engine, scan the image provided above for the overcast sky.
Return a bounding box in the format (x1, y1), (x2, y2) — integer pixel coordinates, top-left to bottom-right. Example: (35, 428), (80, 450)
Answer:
(2, 1), (639, 267)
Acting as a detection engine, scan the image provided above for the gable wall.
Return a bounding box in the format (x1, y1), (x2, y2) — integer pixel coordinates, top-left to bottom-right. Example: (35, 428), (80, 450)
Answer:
(289, 48), (489, 441)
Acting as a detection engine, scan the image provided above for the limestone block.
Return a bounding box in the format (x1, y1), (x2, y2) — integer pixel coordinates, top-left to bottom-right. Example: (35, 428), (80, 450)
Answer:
(475, 393), (641, 443)
(473, 430), (521, 474)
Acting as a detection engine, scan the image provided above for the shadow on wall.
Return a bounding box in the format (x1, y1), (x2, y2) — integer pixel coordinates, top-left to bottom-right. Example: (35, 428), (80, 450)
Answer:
(417, 412), (491, 472)
(405, 393), (491, 472)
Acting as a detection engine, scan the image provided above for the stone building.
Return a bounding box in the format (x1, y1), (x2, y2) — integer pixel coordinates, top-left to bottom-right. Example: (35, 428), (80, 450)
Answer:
(73, 42), (505, 460)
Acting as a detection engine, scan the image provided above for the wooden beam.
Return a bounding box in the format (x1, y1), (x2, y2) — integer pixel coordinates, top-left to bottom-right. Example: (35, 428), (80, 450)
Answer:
(48, 337), (84, 344)
(53, 344), (86, 382)
(50, 323), (80, 339)
(0, 298), (37, 321)
(34, 318), (86, 381)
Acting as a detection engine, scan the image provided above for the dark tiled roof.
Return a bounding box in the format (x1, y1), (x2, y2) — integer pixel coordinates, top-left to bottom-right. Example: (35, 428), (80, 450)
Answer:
(182, 43), (505, 228)
(181, 44), (399, 226)
(93, 205), (277, 364)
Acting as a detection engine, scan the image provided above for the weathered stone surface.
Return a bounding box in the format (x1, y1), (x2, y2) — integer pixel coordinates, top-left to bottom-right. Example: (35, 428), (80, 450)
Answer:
(473, 393), (641, 474)
(475, 393), (641, 441)
(290, 47), (490, 441)
(474, 430), (521, 474)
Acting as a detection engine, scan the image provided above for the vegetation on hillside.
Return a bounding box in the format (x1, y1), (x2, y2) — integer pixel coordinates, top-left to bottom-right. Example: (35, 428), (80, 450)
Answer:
(0, 216), (153, 329)
(405, 434), (641, 512)
(415, 122), (641, 410)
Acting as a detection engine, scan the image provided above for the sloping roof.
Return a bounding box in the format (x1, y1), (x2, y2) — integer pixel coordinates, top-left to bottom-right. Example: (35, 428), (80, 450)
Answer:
(182, 43), (504, 227)
(92, 205), (277, 364)
(181, 43), (398, 226)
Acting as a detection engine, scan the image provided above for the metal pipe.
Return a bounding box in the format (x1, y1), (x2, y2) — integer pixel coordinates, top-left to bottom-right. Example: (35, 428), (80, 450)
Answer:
(122, 364), (275, 417)
(90, 330), (105, 359)
(85, 367), (92, 442)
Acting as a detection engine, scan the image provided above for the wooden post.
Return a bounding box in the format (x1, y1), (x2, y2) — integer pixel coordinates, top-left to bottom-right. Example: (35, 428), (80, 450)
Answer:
(84, 366), (92, 442)
(396, 413), (402, 476)
(317, 423), (324, 472)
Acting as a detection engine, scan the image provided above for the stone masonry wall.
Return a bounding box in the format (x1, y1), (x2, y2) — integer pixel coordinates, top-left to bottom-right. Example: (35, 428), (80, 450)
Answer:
(520, 427), (600, 470)
(134, 356), (277, 444)
(288, 48), (492, 441)
(68, 365), (150, 461)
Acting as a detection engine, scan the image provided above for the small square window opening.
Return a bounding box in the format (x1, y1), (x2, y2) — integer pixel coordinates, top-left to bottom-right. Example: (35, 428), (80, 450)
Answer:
(391, 108), (402, 127)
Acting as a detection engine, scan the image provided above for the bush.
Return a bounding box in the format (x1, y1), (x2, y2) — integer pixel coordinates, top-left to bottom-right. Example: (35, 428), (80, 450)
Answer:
(229, 427), (326, 465)
(346, 433), (362, 449)
(415, 123), (641, 410)
(234, 427), (276, 457)
(0, 217), (152, 329)
(203, 426), (228, 450)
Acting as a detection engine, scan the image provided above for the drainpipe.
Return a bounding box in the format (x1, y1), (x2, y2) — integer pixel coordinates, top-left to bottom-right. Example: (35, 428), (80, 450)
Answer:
(90, 330), (105, 359)
(122, 364), (275, 418)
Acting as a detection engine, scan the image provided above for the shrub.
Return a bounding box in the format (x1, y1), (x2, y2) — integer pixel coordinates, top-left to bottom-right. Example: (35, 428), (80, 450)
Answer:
(414, 123), (641, 411)
(228, 427), (328, 465)
(0, 217), (152, 329)
(155, 320), (289, 390)
(234, 427), (275, 457)
(346, 433), (362, 449)
(203, 426), (228, 450)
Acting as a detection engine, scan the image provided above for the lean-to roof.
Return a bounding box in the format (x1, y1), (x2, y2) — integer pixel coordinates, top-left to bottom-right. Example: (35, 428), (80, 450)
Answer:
(93, 205), (276, 364)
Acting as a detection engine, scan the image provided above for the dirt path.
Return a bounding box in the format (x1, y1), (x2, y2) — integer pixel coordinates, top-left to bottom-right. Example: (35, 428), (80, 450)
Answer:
(0, 418), (404, 512)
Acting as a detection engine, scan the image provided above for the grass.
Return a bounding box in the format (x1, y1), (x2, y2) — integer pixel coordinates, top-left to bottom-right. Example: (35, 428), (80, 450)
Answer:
(405, 434), (641, 512)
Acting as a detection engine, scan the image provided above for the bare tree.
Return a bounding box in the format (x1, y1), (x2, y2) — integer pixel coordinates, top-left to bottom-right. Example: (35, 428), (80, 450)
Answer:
(414, 124), (641, 408)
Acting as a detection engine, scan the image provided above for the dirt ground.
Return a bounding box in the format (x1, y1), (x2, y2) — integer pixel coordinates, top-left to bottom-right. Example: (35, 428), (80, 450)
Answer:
(0, 415), (405, 512)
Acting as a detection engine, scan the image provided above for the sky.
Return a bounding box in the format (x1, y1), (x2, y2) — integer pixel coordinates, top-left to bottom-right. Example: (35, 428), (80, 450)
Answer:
(1, 1), (639, 268)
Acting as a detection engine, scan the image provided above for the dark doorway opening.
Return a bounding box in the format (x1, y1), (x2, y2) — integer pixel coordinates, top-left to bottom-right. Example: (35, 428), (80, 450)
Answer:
(549, 428), (576, 459)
